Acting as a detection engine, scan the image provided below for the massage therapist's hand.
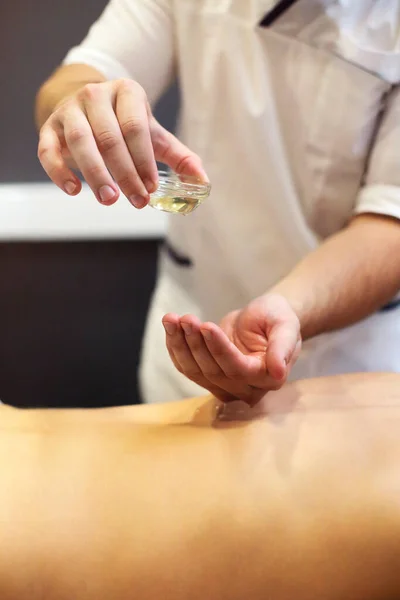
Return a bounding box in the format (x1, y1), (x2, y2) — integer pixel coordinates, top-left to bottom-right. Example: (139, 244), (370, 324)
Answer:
(163, 294), (302, 405)
(37, 79), (207, 208)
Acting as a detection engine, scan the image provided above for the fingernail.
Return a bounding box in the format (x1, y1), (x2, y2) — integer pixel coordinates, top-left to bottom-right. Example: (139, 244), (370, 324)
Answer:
(129, 195), (147, 209)
(201, 329), (212, 341)
(64, 181), (76, 195)
(99, 185), (116, 203)
(200, 170), (210, 184)
(181, 323), (192, 336)
(163, 322), (175, 335)
(144, 179), (157, 194)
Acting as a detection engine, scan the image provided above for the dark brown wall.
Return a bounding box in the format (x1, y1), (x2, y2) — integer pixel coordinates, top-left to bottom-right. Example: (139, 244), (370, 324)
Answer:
(0, 239), (161, 408)
(0, 2), (179, 407)
(0, 0), (179, 182)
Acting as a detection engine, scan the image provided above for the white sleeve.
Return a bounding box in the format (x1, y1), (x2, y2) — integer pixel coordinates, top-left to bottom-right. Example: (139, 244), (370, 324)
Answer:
(355, 85), (400, 221)
(62, 0), (175, 106)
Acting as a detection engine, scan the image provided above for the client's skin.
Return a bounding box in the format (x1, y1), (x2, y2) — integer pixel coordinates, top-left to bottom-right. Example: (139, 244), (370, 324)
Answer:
(0, 373), (399, 600)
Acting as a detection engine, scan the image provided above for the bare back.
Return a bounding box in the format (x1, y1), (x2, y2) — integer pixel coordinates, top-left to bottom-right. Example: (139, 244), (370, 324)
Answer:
(0, 373), (399, 600)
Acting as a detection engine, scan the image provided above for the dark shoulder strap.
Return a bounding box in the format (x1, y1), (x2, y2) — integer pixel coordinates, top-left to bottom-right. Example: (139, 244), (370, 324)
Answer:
(259, 0), (300, 27)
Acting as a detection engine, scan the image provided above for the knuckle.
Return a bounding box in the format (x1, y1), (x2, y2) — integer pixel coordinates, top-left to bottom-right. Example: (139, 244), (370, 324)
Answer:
(187, 339), (203, 352)
(37, 143), (50, 162)
(208, 346), (225, 359)
(38, 124), (53, 148)
(96, 131), (120, 154)
(202, 368), (222, 379)
(133, 155), (150, 171)
(175, 153), (200, 174)
(66, 127), (87, 145)
(185, 367), (201, 380)
(38, 124), (48, 140)
(47, 164), (63, 180)
(120, 117), (144, 139)
(86, 163), (104, 178)
(150, 124), (164, 146)
(80, 83), (101, 102)
(37, 145), (61, 179)
(118, 78), (145, 98)
(53, 98), (74, 118)
(116, 175), (136, 192)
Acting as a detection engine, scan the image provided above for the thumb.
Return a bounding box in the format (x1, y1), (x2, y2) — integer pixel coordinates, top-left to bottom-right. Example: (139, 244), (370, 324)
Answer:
(265, 320), (300, 381)
(150, 119), (209, 182)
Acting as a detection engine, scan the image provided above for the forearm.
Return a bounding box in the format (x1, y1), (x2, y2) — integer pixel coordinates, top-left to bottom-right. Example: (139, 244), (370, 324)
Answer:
(270, 214), (400, 340)
(35, 64), (106, 129)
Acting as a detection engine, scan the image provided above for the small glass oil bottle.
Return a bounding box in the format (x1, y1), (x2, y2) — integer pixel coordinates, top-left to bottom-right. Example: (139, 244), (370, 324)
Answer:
(149, 170), (211, 215)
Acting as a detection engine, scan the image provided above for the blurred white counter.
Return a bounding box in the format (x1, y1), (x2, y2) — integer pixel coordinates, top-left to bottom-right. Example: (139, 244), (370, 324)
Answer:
(0, 183), (167, 241)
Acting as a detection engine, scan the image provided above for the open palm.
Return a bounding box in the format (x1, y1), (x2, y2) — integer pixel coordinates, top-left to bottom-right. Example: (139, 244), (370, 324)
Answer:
(163, 294), (301, 405)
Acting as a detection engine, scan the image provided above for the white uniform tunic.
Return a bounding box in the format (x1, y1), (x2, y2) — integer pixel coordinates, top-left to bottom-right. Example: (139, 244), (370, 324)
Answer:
(64, 0), (400, 403)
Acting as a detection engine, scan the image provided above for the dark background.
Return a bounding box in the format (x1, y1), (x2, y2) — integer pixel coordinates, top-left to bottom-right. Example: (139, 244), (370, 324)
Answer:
(0, 0), (179, 181)
(0, 1), (179, 407)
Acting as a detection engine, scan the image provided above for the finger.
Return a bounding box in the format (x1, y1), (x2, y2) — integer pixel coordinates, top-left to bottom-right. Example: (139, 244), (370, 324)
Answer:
(38, 124), (82, 196)
(265, 321), (300, 381)
(288, 338), (302, 368)
(184, 320), (253, 400)
(150, 119), (209, 181)
(180, 315), (254, 395)
(162, 314), (205, 382)
(245, 337), (302, 406)
(115, 81), (159, 202)
(164, 337), (188, 379)
(83, 85), (150, 209)
(167, 343), (231, 402)
(200, 322), (266, 381)
(62, 108), (119, 205)
(180, 315), (225, 380)
(162, 316), (191, 375)
(163, 315), (232, 400)
(247, 343), (301, 407)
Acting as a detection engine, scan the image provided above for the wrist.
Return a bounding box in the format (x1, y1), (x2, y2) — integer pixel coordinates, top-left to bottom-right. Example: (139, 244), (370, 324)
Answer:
(36, 65), (107, 128)
(265, 282), (315, 340)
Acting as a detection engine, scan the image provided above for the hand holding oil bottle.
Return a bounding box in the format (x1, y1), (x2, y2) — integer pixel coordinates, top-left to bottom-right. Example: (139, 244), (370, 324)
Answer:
(38, 78), (210, 213)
